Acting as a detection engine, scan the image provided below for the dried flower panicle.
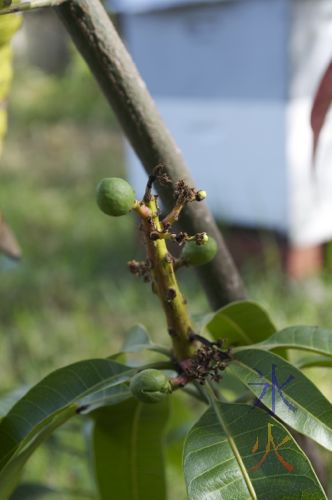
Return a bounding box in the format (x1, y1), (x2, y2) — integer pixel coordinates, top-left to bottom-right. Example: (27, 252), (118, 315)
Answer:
(128, 259), (152, 282)
(182, 338), (231, 385)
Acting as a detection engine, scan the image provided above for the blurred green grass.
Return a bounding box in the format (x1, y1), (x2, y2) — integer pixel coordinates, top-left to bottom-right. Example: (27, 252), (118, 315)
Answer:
(0, 52), (209, 497)
(1, 51), (331, 497)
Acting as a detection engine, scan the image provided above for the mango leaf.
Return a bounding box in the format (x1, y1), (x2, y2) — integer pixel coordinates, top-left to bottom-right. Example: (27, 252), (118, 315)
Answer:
(193, 312), (214, 333)
(167, 393), (203, 468)
(228, 349), (332, 450)
(205, 301), (276, 347)
(10, 482), (93, 499)
(79, 384), (131, 414)
(295, 354), (332, 370)
(0, 406), (75, 499)
(0, 387), (29, 418)
(216, 371), (249, 403)
(239, 326), (332, 357)
(0, 359), (133, 479)
(166, 393), (202, 500)
(184, 402), (326, 499)
(10, 482), (57, 499)
(90, 398), (169, 500)
(311, 59), (332, 160)
(111, 324), (170, 361)
(122, 324), (151, 351)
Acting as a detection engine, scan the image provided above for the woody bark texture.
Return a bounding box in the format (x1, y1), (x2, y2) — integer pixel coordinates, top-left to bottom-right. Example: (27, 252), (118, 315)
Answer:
(55, 0), (246, 309)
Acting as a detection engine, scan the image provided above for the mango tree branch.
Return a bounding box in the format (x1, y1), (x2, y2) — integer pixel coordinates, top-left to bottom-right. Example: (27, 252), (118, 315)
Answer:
(55, 0), (246, 309)
(0, 0), (65, 14)
(142, 196), (196, 360)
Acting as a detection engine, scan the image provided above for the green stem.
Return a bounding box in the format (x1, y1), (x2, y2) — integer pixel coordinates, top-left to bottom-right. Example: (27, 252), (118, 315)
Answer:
(0, 0), (65, 14)
(143, 196), (196, 361)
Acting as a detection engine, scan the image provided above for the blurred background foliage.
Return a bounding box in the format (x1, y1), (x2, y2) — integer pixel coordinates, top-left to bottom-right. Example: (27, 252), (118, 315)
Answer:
(1, 21), (332, 497)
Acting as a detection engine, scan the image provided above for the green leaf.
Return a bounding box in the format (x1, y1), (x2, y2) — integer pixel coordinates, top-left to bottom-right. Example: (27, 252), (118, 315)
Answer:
(111, 324), (170, 361)
(90, 398), (169, 500)
(205, 301), (276, 346)
(0, 406), (75, 499)
(122, 324), (151, 351)
(241, 326), (332, 357)
(166, 392), (204, 499)
(184, 402), (326, 500)
(0, 359), (132, 480)
(10, 482), (93, 499)
(10, 482), (57, 499)
(166, 393), (196, 455)
(295, 354), (332, 370)
(228, 349), (332, 450)
(216, 371), (249, 402)
(79, 384), (132, 414)
(0, 387), (29, 418)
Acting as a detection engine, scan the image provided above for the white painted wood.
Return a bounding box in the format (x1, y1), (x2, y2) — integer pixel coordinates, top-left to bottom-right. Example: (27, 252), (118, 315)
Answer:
(108, 0), (332, 244)
(288, 0), (332, 245)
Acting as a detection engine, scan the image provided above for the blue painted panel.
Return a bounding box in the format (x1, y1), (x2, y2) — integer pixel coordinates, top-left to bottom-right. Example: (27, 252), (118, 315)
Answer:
(108, 0), (232, 14)
(122, 0), (289, 100)
(127, 98), (288, 231)
(120, 0), (290, 230)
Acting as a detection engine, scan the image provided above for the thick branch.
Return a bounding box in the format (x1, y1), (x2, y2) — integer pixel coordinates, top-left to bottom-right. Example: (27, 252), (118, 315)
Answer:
(55, 0), (246, 309)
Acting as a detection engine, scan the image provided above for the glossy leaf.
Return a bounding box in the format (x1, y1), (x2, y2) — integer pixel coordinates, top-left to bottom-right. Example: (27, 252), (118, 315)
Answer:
(0, 387), (29, 418)
(90, 398), (169, 500)
(216, 371), (249, 403)
(111, 324), (170, 361)
(0, 406), (74, 499)
(205, 301), (276, 347)
(10, 482), (92, 499)
(241, 326), (332, 357)
(122, 324), (151, 351)
(10, 482), (57, 499)
(184, 402), (326, 499)
(166, 392), (203, 499)
(295, 354), (332, 370)
(229, 349), (332, 450)
(79, 384), (131, 414)
(0, 359), (132, 477)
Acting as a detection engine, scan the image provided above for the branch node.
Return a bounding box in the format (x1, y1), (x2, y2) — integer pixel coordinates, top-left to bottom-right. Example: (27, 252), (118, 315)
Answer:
(166, 287), (177, 302)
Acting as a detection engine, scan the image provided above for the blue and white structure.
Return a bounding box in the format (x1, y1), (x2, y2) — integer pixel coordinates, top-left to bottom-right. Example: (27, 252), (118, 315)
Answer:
(107, 0), (332, 246)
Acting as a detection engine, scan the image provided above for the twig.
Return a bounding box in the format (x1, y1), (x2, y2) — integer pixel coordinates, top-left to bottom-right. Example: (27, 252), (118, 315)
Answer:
(141, 195), (196, 360)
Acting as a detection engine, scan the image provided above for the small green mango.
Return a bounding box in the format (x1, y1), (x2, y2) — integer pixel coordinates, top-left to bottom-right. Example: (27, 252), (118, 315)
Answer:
(96, 177), (136, 217)
(0, 13), (22, 46)
(182, 236), (217, 266)
(130, 369), (172, 404)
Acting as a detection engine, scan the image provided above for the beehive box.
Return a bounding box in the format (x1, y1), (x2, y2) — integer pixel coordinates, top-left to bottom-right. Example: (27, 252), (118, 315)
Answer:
(107, 0), (332, 246)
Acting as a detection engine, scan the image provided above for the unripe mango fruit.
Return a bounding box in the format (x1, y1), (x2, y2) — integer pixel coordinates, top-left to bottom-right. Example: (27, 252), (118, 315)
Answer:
(0, 14), (22, 46)
(96, 177), (136, 217)
(182, 236), (217, 266)
(130, 369), (172, 404)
